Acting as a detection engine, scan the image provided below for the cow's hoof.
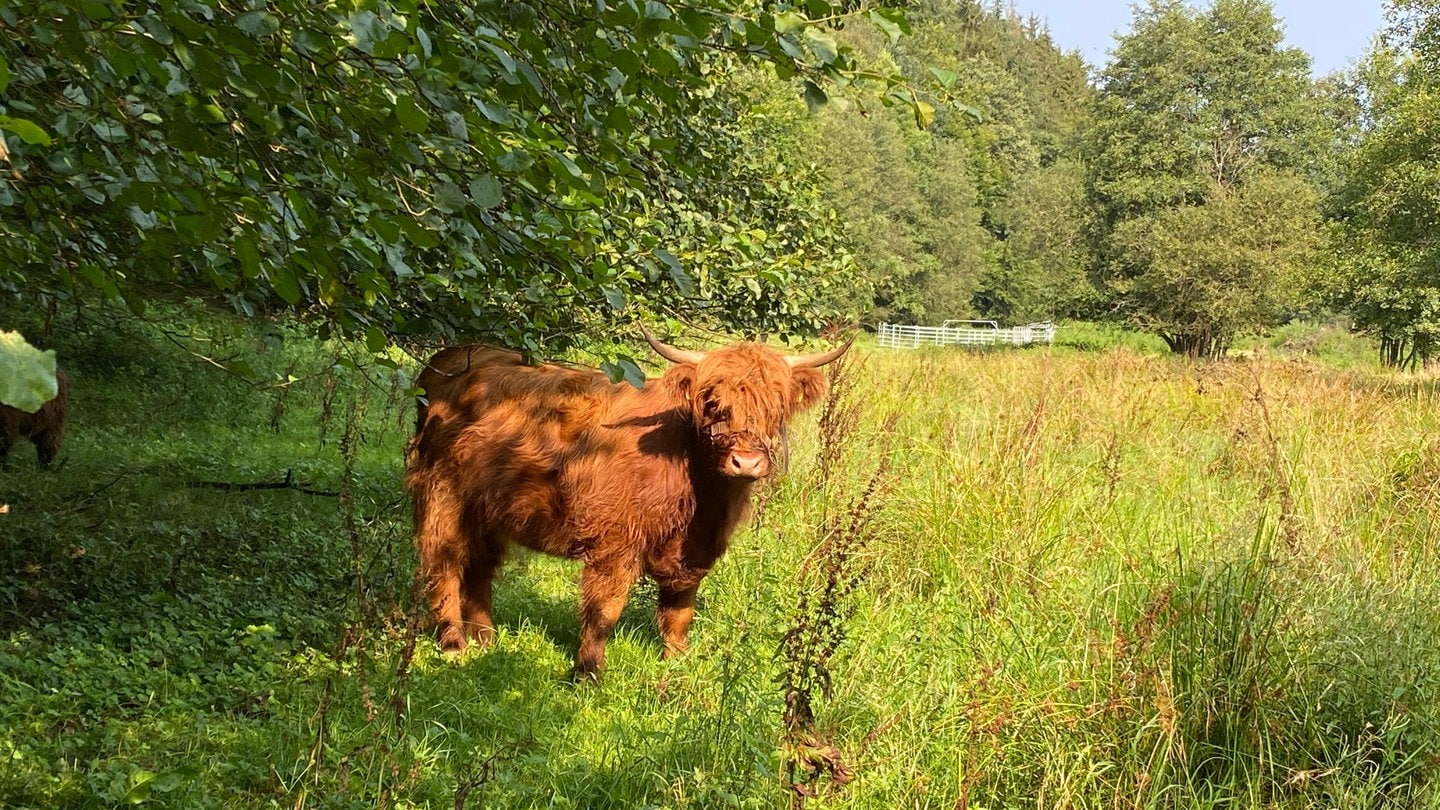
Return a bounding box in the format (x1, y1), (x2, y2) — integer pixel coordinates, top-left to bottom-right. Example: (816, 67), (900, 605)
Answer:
(569, 664), (603, 685)
(437, 631), (468, 659)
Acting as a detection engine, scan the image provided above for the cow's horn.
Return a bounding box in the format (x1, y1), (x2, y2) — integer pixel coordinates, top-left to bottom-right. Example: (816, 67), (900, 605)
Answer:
(641, 325), (708, 365)
(786, 335), (854, 369)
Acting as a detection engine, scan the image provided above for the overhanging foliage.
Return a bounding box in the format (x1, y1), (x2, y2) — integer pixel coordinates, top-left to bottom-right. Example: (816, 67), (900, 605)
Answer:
(0, 1), (903, 354)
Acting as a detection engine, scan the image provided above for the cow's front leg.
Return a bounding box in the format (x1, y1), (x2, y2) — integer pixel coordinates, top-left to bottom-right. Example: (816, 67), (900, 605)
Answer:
(413, 480), (469, 655)
(575, 559), (640, 680)
(426, 559), (467, 655)
(460, 545), (503, 646)
(657, 581), (700, 660)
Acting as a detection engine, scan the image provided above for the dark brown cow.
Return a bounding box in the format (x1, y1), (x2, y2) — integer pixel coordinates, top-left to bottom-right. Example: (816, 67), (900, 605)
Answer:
(406, 329), (848, 678)
(2, 367), (69, 467)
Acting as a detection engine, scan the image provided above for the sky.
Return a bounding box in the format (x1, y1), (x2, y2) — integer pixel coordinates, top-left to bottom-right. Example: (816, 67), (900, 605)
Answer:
(1013, 0), (1386, 76)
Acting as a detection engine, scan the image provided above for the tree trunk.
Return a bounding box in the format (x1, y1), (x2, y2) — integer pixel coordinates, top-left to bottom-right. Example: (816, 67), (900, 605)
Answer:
(1162, 331), (1227, 360)
(1380, 336), (1429, 370)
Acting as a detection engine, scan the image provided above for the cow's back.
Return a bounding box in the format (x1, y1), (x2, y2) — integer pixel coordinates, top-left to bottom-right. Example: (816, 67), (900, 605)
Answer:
(413, 346), (608, 453)
(408, 345), (694, 558)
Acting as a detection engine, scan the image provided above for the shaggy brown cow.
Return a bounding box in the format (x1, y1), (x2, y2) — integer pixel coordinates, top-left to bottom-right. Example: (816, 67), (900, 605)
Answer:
(2, 367), (69, 467)
(406, 329), (849, 678)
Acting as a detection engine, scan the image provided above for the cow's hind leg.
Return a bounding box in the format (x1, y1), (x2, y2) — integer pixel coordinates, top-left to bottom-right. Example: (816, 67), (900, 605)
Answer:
(460, 544), (503, 646)
(34, 429), (61, 467)
(657, 581), (700, 660)
(575, 558), (641, 681)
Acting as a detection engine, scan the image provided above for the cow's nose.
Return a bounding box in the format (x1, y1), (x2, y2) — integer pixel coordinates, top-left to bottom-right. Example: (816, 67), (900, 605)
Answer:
(727, 450), (769, 479)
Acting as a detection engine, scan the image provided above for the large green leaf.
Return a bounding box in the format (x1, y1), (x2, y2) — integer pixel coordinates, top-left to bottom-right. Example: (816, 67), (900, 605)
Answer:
(394, 94), (430, 133)
(0, 114), (51, 145)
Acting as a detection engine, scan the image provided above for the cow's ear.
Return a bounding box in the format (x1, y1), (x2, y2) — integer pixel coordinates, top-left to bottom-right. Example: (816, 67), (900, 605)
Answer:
(789, 368), (828, 414)
(662, 364), (698, 408)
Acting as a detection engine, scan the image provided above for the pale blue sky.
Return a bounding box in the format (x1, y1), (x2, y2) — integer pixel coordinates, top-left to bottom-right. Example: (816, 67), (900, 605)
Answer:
(1014, 0), (1385, 76)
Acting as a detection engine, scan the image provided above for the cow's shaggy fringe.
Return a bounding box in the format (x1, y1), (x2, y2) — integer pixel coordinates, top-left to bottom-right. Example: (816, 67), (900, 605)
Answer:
(779, 359), (904, 805)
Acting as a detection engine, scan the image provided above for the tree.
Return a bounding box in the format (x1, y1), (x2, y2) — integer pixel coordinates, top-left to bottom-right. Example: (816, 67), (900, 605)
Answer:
(1110, 173), (1320, 357)
(1085, 0), (1327, 357)
(0, 1), (894, 361)
(1325, 0), (1440, 366)
(806, 87), (991, 325)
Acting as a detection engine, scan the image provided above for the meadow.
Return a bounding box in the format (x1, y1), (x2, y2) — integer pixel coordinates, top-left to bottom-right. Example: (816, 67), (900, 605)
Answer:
(3, 312), (1440, 808)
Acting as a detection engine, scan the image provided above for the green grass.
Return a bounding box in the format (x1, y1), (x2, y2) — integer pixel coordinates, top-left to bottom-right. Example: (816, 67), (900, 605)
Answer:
(3, 310), (1440, 808)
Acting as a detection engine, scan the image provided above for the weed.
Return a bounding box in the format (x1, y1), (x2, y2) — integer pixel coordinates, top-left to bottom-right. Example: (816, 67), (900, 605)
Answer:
(778, 357), (905, 805)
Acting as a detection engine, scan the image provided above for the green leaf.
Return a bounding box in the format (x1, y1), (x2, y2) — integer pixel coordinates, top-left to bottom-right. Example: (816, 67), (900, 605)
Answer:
(914, 100), (935, 129)
(602, 285), (625, 310)
(434, 182), (467, 213)
(136, 13), (174, 44)
(371, 218), (401, 243)
(803, 29), (839, 64)
(235, 239), (261, 279)
(268, 265), (303, 304)
(656, 248), (695, 295)
(0, 331), (59, 413)
(90, 120), (127, 142)
(927, 66), (958, 89)
(235, 10), (278, 38)
(394, 94), (430, 133)
(954, 101), (983, 122)
(803, 80), (828, 114)
(364, 325), (387, 353)
(399, 218), (440, 249)
(0, 55), (9, 93)
(617, 357), (647, 389)
(868, 7), (911, 42)
(497, 149), (534, 173)
(773, 11), (806, 34)
(868, 9), (903, 44)
(603, 356), (648, 389)
(469, 175), (504, 209)
(473, 98), (512, 125)
(197, 103), (226, 124)
(121, 769), (156, 804)
(0, 115), (52, 146)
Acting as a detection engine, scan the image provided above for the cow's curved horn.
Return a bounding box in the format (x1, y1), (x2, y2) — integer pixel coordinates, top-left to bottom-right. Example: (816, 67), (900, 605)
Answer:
(641, 325), (708, 365)
(786, 335), (855, 369)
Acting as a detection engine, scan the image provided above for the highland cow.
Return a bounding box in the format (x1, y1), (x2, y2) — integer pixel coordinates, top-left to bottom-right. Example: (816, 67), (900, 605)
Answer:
(2, 367), (69, 467)
(406, 329), (849, 678)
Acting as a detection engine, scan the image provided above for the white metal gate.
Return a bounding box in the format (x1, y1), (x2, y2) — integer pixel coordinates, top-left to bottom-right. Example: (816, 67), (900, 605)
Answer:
(876, 320), (1057, 349)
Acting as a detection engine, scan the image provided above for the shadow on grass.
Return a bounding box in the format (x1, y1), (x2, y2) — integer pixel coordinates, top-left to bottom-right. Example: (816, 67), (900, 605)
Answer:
(441, 558), (710, 678)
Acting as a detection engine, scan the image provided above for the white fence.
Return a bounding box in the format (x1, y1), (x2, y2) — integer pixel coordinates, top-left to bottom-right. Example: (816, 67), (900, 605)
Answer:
(876, 320), (1057, 350)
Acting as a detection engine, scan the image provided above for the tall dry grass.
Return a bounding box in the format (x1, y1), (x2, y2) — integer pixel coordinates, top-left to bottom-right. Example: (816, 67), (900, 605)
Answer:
(756, 344), (1440, 808)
